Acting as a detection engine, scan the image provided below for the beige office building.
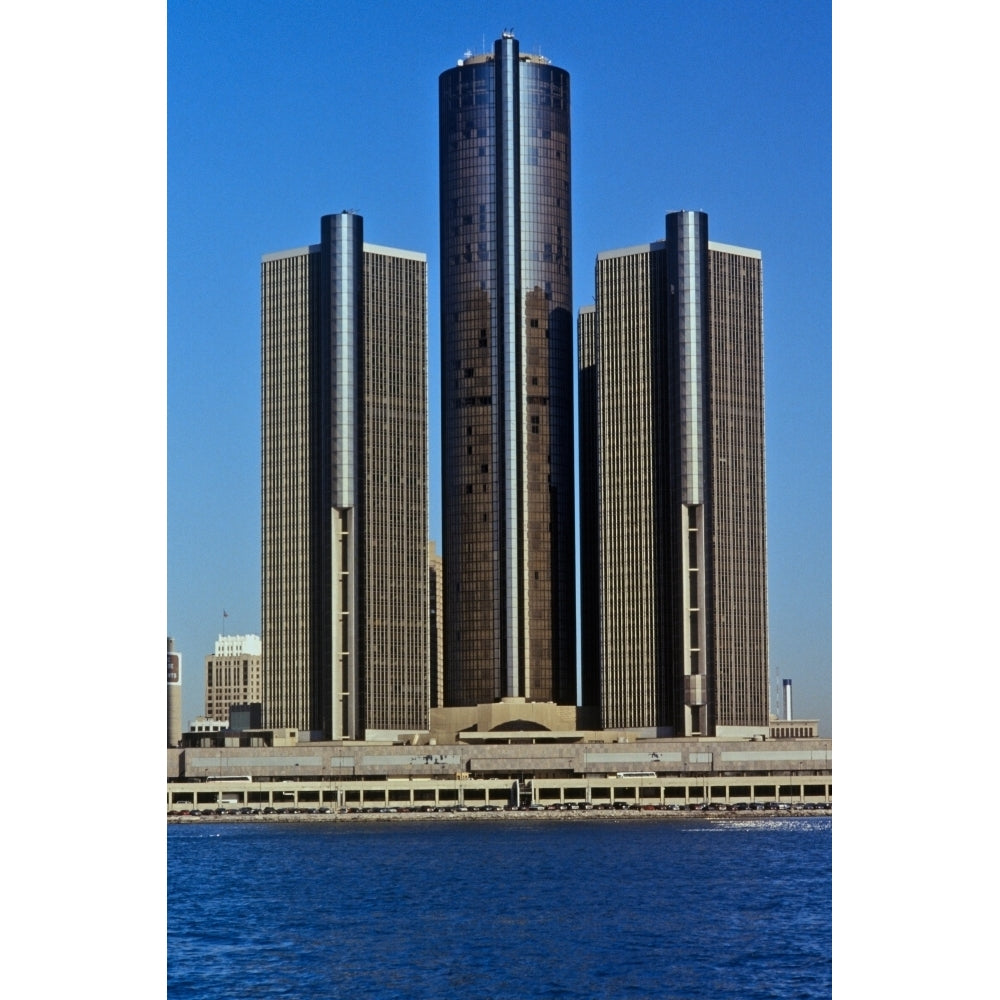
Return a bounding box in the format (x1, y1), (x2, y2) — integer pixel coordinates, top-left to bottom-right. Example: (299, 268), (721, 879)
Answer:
(261, 212), (429, 741)
(204, 634), (262, 723)
(579, 211), (768, 736)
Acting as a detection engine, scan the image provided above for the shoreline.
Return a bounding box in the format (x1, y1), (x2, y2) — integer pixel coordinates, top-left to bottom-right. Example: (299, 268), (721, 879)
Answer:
(168, 806), (830, 824)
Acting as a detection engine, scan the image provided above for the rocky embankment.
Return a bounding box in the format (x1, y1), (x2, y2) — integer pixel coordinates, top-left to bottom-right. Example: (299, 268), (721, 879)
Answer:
(169, 804), (830, 824)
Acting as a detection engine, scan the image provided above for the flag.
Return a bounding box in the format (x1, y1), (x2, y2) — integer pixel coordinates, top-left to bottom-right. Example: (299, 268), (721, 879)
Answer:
(223, 610), (228, 618)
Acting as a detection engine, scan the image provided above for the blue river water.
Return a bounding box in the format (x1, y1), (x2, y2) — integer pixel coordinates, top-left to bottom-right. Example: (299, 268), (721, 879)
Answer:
(168, 817), (830, 999)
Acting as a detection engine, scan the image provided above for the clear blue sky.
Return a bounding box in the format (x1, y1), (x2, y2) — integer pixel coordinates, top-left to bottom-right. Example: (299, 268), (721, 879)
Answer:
(167, 0), (831, 734)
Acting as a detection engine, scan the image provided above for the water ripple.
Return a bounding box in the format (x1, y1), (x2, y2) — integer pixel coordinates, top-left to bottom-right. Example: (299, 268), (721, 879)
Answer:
(169, 819), (830, 999)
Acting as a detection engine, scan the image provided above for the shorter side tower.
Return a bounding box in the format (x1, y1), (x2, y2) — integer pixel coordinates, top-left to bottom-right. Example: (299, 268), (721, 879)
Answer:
(261, 213), (429, 740)
(579, 211), (768, 736)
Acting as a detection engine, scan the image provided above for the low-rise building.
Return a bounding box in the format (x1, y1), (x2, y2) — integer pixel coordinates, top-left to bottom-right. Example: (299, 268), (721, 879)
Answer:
(204, 634), (262, 723)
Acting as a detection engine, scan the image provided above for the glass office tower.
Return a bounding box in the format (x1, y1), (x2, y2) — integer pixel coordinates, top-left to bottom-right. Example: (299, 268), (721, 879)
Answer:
(579, 211), (769, 736)
(439, 33), (576, 706)
(261, 213), (429, 740)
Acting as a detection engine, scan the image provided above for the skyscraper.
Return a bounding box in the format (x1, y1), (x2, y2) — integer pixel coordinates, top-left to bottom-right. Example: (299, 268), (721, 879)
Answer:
(261, 212), (428, 741)
(579, 211), (769, 736)
(438, 33), (576, 707)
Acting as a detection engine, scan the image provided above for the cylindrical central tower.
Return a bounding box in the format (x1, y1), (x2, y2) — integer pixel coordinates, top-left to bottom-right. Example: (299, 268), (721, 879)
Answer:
(439, 33), (575, 706)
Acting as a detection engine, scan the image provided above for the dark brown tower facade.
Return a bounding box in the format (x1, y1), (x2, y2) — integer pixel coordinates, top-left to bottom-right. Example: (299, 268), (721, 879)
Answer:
(439, 34), (576, 706)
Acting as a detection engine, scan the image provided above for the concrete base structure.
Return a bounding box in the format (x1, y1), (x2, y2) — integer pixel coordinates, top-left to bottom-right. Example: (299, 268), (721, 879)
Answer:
(427, 698), (599, 743)
(769, 719), (820, 739)
(168, 733), (831, 813)
(168, 734), (830, 791)
(169, 706), (831, 813)
(168, 775), (831, 814)
(180, 727), (300, 749)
